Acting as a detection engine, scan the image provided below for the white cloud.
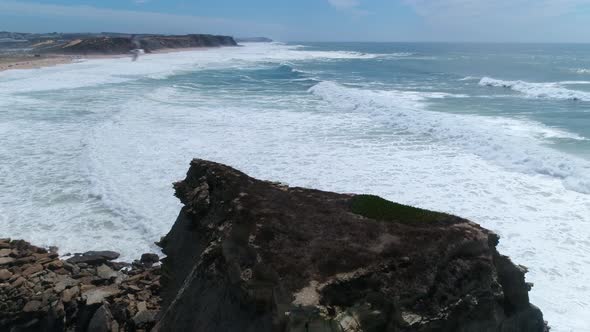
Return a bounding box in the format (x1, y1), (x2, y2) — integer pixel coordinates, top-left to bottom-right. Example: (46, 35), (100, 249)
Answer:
(404, 0), (590, 19)
(0, 0), (283, 36)
(402, 0), (590, 41)
(326, 0), (370, 16)
(327, 0), (360, 10)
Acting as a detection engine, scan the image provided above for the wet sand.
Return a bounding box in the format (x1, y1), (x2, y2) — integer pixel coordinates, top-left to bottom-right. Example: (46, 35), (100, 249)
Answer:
(0, 55), (76, 72)
(0, 47), (213, 72)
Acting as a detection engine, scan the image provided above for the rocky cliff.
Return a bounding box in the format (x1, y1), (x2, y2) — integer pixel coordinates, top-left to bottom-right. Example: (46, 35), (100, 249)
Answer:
(155, 159), (546, 332)
(32, 34), (237, 55)
(0, 159), (547, 331)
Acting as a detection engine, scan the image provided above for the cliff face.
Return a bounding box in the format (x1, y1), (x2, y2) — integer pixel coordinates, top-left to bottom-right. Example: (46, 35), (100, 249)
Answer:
(34, 34), (238, 55)
(0, 159), (547, 331)
(156, 159), (546, 332)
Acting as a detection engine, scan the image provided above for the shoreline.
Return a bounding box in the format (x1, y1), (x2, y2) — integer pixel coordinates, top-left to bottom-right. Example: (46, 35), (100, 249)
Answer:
(0, 55), (77, 72)
(0, 46), (216, 72)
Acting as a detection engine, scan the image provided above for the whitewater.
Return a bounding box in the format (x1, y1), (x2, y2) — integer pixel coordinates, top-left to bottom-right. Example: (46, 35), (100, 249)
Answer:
(1, 42), (589, 331)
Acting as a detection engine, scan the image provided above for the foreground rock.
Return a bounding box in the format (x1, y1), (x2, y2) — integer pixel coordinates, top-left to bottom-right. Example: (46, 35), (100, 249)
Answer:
(156, 159), (547, 332)
(0, 239), (160, 331)
(1, 159), (548, 331)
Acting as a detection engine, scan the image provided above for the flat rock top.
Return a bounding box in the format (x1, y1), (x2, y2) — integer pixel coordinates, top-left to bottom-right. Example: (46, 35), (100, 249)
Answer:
(173, 159), (493, 302)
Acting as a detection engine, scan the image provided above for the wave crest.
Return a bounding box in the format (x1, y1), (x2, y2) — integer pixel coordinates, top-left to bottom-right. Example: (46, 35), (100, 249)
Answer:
(479, 77), (590, 101)
(309, 81), (590, 194)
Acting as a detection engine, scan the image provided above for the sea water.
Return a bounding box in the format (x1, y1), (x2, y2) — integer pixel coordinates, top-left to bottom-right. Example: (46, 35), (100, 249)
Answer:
(0, 42), (589, 331)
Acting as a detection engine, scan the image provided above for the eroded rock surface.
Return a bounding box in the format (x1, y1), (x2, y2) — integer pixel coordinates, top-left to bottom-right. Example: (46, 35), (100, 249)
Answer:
(0, 239), (160, 331)
(1, 159), (548, 331)
(155, 159), (547, 332)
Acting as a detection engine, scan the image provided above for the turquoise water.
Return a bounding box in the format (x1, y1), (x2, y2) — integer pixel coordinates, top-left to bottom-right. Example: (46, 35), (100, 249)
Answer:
(0, 42), (589, 331)
(301, 42), (590, 155)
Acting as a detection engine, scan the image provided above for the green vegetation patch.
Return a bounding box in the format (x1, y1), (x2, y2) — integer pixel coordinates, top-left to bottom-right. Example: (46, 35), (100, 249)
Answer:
(350, 195), (446, 223)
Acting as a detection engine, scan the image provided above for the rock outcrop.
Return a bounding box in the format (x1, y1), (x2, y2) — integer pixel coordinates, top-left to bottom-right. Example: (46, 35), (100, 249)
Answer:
(32, 34), (237, 55)
(1, 159), (548, 331)
(236, 37), (273, 43)
(155, 159), (547, 332)
(0, 239), (161, 331)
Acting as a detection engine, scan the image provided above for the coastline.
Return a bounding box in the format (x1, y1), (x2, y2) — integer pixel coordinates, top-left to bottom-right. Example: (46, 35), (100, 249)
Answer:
(0, 55), (77, 72)
(0, 47), (215, 72)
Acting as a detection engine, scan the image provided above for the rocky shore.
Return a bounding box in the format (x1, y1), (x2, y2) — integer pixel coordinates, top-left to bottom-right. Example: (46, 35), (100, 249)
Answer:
(0, 240), (161, 331)
(1, 159), (548, 331)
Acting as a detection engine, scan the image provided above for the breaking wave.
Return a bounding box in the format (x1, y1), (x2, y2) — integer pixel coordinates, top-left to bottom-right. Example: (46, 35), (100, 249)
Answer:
(479, 77), (590, 101)
(309, 81), (590, 194)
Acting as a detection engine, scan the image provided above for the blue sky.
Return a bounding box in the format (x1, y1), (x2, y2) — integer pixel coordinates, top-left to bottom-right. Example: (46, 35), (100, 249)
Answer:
(1, 0), (590, 42)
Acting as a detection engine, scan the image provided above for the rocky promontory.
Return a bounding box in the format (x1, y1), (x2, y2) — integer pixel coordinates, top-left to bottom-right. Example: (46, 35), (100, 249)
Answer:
(31, 34), (238, 55)
(1, 159), (547, 331)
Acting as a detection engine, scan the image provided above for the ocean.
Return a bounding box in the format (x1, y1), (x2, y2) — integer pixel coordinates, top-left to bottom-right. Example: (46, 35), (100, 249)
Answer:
(0, 42), (589, 331)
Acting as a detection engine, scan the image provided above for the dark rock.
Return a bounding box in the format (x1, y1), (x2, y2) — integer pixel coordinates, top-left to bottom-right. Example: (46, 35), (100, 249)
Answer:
(66, 251), (120, 265)
(132, 309), (157, 328)
(22, 300), (43, 313)
(155, 159), (547, 332)
(35, 34), (237, 55)
(140, 253), (159, 267)
(96, 264), (117, 280)
(106, 261), (130, 271)
(87, 304), (114, 332)
(236, 37), (273, 43)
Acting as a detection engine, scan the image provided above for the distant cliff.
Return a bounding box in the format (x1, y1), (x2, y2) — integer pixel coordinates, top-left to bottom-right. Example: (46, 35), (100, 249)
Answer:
(236, 37), (273, 43)
(32, 34), (238, 55)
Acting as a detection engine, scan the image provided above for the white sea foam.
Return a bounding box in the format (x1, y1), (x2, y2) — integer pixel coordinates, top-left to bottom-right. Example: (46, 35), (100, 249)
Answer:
(575, 68), (590, 74)
(1, 43), (590, 332)
(310, 81), (590, 194)
(0, 43), (379, 93)
(479, 77), (590, 101)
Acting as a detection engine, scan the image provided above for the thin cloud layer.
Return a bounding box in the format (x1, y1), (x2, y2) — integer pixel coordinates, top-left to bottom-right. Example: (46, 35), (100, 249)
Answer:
(327, 0), (360, 9)
(404, 0), (590, 19)
(402, 0), (590, 41)
(0, 0), (282, 35)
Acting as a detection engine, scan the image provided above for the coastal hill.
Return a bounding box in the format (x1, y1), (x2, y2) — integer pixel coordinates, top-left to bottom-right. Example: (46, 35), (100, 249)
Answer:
(236, 37), (273, 43)
(0, 159), (547, 331)
(0, 32), (238, 55)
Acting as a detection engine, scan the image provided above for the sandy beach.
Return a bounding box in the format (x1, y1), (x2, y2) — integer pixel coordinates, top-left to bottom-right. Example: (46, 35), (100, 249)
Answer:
(0, 55), (76, 72)
(0, 47), (212, 72)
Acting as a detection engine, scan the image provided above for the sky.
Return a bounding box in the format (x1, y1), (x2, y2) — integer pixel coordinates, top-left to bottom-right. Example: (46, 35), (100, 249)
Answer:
(1, 0), (590, 42)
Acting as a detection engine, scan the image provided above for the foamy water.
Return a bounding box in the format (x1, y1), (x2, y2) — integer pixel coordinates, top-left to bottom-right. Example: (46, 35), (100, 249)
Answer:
(1, 42), (589, 331)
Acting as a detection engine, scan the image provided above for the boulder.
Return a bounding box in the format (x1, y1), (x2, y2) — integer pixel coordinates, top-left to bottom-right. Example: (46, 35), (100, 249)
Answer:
(0, 257), (15, 265)
(0, 268), (12, 280)
(82, 286), (121, 305)
(133, 309), (158, 328)
(66, 251), (120, 265)
(140, 253), (159, 267)
(96, 264), (117, 280)
(88, 304), (114, 332)
(22, 300), (43, 313)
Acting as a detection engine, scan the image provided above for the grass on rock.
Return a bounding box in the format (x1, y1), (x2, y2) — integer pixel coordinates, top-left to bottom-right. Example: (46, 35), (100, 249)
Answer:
(350, 195), (446, 223)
